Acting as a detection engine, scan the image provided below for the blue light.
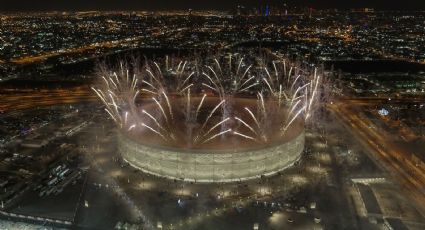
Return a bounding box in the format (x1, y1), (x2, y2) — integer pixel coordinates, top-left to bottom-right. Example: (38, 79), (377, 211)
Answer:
(378, 108), (389, 116)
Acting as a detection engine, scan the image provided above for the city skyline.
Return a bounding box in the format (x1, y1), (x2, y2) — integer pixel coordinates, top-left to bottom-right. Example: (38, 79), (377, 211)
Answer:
(1, 0), (425, 11)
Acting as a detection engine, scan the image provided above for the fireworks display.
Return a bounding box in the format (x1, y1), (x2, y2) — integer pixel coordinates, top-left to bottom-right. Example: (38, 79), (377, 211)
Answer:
(92, 53), (324, 148)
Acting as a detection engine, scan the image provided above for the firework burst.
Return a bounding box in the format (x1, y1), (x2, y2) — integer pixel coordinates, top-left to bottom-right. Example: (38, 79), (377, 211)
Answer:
(92, 53), (324, 147)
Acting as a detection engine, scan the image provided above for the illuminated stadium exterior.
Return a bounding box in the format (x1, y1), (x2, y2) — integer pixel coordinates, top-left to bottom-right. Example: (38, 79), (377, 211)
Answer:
(118, 129), (304, 182)
(92, 53), (322, 183)
(117, 97), (305, 183)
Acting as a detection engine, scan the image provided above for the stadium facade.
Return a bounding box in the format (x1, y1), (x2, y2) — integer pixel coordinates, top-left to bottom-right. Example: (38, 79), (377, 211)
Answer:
(118, 128), (304, 183)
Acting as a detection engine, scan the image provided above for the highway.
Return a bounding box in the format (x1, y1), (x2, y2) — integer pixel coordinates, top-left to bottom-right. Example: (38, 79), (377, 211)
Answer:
(328, 100), (425, 216)
(0, 87), (97, 112)
(338, 97), (425, 105)
(8, 37), (144, 65)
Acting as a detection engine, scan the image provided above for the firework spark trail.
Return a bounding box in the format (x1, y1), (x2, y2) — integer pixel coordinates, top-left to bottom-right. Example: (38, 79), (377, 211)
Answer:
(141, 123), (167, 141)
(127, 124), (136, 131)
(107, 89), (118, 99)
(282, 105), (306, 134)
(104, 108), (118, 124)
(102, 76), (110, 88)
(142, 110), (167, 132)
(201, 83), (218, 92)
(233, 131), (256, 141)
(152, 97), (169, 124)
(306, 74), (321, 120)
(91, 87), (107, 105)
(162, 92), (174, 121)
(207, 66), (221, 83)
(262, 78), (274, 93)
(258, 92), (266, 119)
(214, 58), (222, 74)
(228, 54), (232, 73)
(154, 62), (163, 77)
(239, 65), (252, 85)
(282, 87), (290, 101)
(142, 80), (158, 91)
(291, 95), (305, 103)
(272, 61), (278, 80)
(202, 73), (221, 93)
(95, 91), (115, 114)
(131, 73), (136, 88)
(109, 94), (120, 116)
(146, 69), (163, 90)
(180, 72), (195, 88)
(132, 90), (140, 102)
(287, 100), (302, 119)
(195, 94), (207, 120)
(124, 111), (128, 125)
(240, 75), (256, 88)
(131, 78), (138, 92)
(93, 67), (142, 127)
(210, 56), (254, 93)
(240, 82), (259, 92)
(278, 84), (283, 105)
(287, 67), (293, 84)
(184, 88), (192, 124)
(264, 67), (273, 87)
(244, 107), (261, 130)
(109, 77), (118, 90)
(176, 61), (182, 72)
(290, 75), (302, 92)
(179, 83), (193, 94)
(202, 129), (232, 144)
(201, 99), (226, 129)
(291, 83), (310, 101)
(181, 61), (187, 73)
(202, 117), (230, 139)
(113, 72), (121, 89)
(236, 57), (243, 76)
(119, 62), (124, 75)
(234, 116), (258, 136)
(141, 88), (157, 95)
(204, 57), (255, 95)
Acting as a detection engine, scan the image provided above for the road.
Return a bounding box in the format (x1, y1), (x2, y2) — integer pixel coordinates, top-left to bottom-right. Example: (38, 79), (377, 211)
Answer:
(0, 87), (97, 112)
(338, 97), (425, 106)
(8, 36), (144, 65)
(328, 100), (425, 216)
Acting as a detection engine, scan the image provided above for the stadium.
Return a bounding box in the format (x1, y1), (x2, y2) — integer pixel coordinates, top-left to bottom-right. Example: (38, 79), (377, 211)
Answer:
(92, 53), (321, 183)
(117, 97), (305, 182)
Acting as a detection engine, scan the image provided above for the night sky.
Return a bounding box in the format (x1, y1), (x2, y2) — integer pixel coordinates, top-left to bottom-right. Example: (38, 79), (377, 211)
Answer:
(1, 0), (424, 11)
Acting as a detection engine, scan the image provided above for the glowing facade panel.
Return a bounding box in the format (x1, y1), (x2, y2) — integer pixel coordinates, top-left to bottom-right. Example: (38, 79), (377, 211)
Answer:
(118, 130), (304, 183)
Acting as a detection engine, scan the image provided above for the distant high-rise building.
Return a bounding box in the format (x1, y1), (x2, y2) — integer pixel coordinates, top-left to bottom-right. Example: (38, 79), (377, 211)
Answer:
(283, 2), (288, 16)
